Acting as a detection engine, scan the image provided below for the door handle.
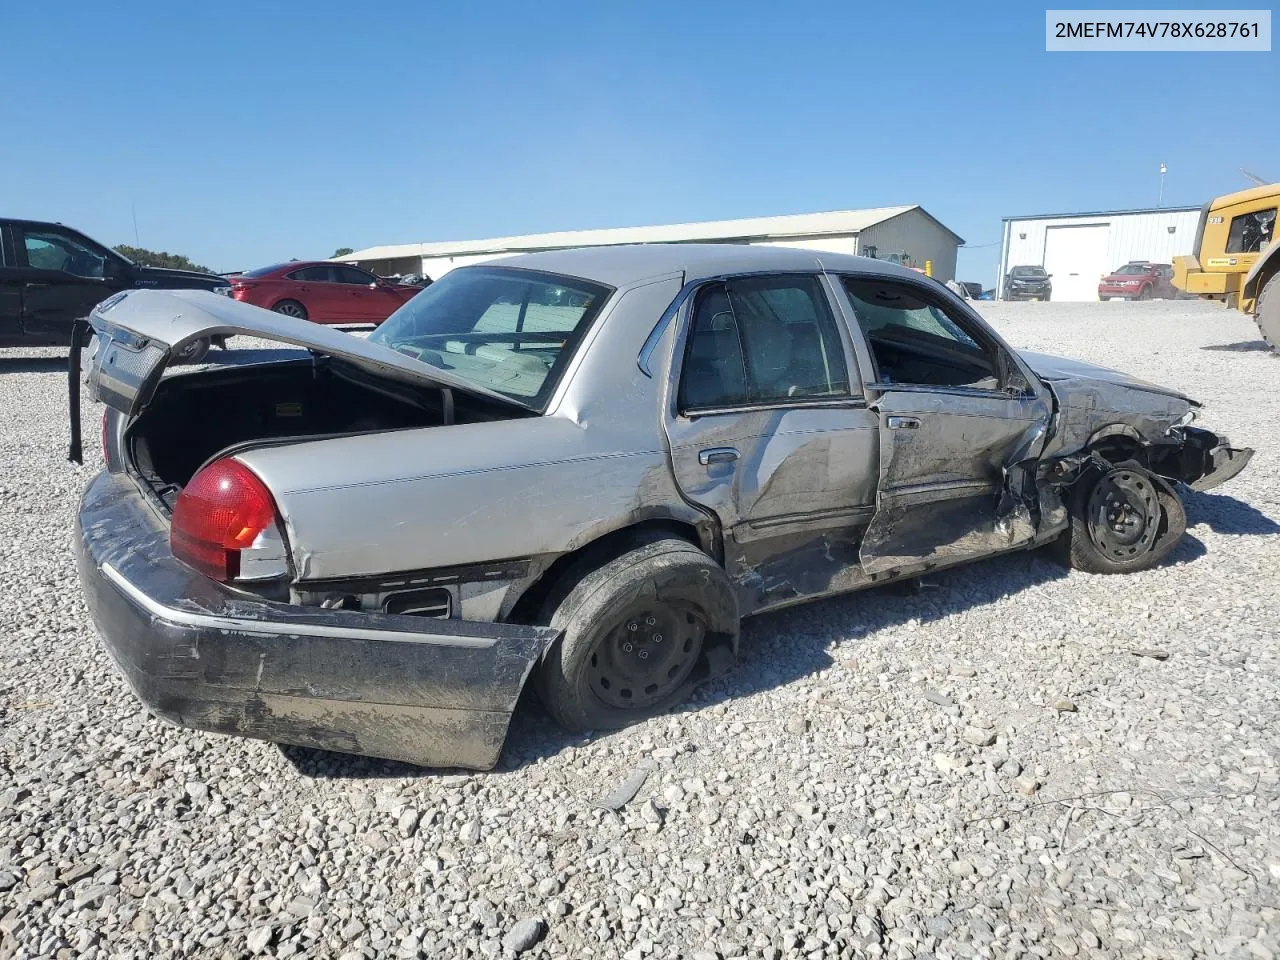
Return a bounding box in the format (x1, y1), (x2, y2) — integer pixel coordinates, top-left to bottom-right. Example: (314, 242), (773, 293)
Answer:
(886, 416), (921, 430)
(24, 281), (50, 289)
(698, 447), (740, 465)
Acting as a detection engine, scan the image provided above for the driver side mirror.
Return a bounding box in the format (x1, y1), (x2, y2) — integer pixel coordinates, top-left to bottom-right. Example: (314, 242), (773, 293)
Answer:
(103, 259), (129, 283)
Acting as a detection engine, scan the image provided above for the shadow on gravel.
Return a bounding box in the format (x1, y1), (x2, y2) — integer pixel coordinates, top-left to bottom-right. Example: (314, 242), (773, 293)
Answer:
(1185, 490), (1280, 535)
(0, 356), (68, 373)
(1201, 340), (1274, 353)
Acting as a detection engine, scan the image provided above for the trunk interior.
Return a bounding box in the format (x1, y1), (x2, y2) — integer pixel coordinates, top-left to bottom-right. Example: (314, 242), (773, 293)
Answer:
(129, 356), (528, 500)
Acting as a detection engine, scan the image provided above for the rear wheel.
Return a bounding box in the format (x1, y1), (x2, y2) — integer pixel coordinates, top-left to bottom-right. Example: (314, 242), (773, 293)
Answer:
(1051, 463), (1186, 574)
(272, 299), (307, 320)
(535, 537), (737, 731)
(1256, 273), (1280, 351)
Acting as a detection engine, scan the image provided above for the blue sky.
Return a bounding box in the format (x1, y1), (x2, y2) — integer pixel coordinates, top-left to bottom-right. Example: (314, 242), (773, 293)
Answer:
(2, 1), (1276, 284)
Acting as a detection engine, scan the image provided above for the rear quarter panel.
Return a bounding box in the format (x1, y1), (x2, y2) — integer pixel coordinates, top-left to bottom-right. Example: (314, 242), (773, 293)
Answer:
(237, 273), (692, 582)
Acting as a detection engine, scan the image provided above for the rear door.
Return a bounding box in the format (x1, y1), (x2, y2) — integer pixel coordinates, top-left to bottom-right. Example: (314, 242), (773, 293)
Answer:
(288, 265), (352, 322)
(838, 275), (1052, 575)
(664, 273), (880, 613)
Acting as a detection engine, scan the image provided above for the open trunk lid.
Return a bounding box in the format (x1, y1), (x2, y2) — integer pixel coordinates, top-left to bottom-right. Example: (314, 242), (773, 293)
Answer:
(75, 288), (522, 430)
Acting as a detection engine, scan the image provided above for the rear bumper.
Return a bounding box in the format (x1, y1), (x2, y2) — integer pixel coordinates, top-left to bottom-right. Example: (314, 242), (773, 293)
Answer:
(76, 471), (557, 770)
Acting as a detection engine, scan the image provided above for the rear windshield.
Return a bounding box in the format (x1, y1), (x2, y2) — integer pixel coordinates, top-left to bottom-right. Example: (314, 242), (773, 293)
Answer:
(1113, 263), (1151, 275)
(368, 266), (612, 411)
(1010, 266), (1047, 278)
(241, 262), (293, 278)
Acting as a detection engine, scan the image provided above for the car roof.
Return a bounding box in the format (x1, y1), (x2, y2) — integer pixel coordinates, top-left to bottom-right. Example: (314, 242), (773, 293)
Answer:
(247, 260), (356, 275)
(481, 243), (924, 289)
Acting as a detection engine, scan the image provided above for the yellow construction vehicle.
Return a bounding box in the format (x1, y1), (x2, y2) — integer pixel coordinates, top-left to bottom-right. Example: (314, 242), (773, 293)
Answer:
(1172, 183), (1279, 347)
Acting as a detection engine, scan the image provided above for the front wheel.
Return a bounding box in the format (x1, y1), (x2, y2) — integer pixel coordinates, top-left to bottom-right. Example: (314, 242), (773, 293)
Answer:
(535, 537), (737, 731)
(1139, 286), (1153, 301)
(1256, 273), (1280, 350)
(1051, 464), (1186, 574)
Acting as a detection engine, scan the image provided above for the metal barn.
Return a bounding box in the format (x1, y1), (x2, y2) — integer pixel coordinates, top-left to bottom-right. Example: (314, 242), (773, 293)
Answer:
(335, 206), (965, 283)
(998, 206), (1201, 301)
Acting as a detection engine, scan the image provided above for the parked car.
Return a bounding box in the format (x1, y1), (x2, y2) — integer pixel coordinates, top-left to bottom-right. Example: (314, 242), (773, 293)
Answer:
(0, 218), (228, 353)
(74, 245), (1252, 769)
(227, 261), (422, 324)
(1098, 261), (1177, 301)
(1004, 265), (1052, 301)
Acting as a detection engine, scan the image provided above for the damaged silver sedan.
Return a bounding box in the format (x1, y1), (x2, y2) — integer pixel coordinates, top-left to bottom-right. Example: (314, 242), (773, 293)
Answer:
(72, 245), (1253, 769)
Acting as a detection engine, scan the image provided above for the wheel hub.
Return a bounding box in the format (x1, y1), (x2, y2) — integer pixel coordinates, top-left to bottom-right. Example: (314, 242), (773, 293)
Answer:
(1087, 469), (1159, 561)
(588, 606), (704, 710)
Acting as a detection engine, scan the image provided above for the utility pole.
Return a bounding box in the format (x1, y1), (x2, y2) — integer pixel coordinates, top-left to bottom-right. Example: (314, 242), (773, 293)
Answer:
(1157, 163), (1167, 207)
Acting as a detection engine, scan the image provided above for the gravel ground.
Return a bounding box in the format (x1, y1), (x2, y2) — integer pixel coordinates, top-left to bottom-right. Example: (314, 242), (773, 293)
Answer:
(1, 299), (1277, 960)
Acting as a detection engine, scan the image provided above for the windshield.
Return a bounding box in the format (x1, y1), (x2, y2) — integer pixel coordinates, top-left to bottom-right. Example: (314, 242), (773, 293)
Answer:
(1010, 266), (1047, 278)
(1113, 263), (1151, 275)
(368, 266), (612, 410)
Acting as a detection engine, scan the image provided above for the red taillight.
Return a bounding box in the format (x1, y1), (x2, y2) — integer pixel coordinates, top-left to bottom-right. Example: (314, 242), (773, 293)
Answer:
(230, 281), (257, 298)
(171, 459), (279, 581)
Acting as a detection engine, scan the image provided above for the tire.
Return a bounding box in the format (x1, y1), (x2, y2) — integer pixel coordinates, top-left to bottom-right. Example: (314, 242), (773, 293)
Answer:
(173, 337), (210, 364)
(1139, 285), (1153, 301)
(1100, 296), (1110, 302)
(535, 537), (737, 732)
(272, 299), (308, 320)
(1256, 273), (1280, 351)
(1051, 463), (1187, 574)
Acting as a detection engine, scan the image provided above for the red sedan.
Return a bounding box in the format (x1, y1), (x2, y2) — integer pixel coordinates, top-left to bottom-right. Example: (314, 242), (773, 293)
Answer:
(227, 261), (423, 324)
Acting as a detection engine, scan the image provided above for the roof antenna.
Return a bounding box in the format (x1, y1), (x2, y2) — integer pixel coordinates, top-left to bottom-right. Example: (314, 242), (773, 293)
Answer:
(1241, 168), (1270, 187)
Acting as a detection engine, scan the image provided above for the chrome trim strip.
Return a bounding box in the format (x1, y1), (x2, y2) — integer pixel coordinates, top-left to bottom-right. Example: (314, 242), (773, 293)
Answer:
(100, 563), (496, 649)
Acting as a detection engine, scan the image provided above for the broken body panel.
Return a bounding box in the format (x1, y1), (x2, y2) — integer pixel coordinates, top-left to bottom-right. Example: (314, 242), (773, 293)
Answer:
(72, 245), (1253, 769)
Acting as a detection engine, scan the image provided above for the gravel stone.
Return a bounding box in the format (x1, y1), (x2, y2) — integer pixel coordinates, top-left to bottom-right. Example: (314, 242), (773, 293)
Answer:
(963, 725), (998, 747)
(502, 917), (547, 954)
(1, 304), (1277, 959)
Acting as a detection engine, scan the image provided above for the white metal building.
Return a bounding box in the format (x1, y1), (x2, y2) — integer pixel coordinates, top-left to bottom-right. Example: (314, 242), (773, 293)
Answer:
(998, 205), (1201, 301)
(335, 206), (965, 282)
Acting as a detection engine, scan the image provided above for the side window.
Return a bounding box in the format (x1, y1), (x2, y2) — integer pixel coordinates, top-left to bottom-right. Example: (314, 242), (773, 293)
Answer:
(679, 275), (850, 411)
(21, 228), (108, 279)
(1226, 208), (1276, 254)
(843, 278), (1002, 391)
(288, 266), (333, 282)
(335, 266), (376, 285)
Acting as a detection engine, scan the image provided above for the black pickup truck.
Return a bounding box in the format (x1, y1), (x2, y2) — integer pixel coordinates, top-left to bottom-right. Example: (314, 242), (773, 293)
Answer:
(0, 218), (229, 353)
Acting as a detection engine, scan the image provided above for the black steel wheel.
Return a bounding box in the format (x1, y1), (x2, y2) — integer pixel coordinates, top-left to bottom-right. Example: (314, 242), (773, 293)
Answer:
(535, 536), (737, 732)
(1050, 462), (1187, 574)
(586, 604), (704, 710)
(1085, 469), (1159, 563)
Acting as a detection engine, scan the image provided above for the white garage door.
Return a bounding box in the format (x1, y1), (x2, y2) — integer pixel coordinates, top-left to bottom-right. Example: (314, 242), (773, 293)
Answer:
(1043, 223), (1111, 301)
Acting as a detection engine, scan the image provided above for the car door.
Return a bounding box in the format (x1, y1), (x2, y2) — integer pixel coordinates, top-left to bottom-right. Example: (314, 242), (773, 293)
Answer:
(0, 223), (23, 345)
(13, 223), (128, 343)
(837, 275), (1053, 576)
(286, 266), (345, 323)
(333, 265), (399, 322)
(664, 273), (880, 614)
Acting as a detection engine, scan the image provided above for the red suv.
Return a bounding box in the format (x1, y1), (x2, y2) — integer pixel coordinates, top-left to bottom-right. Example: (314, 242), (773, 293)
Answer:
(1098, 262), (1176, 301)
(228, 261), (424, 324)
